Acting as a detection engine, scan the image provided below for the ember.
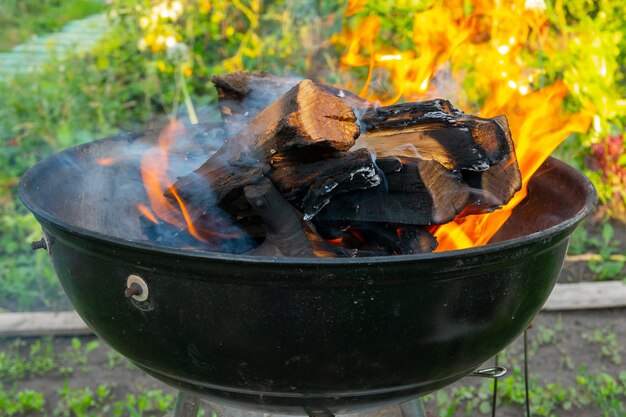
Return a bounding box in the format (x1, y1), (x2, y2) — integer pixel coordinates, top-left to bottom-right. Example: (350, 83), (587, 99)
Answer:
(136, 72), (522, 257)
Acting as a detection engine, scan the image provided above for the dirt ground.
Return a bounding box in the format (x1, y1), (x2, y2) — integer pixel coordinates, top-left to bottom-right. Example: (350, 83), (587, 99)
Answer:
(559, 218), (626, 283)
(2, 306), (625, 417)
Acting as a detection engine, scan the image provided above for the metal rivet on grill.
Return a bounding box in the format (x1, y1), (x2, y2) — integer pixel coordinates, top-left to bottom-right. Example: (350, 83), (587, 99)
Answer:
(30, 232), (51, 255)
(126, 275), (149, 302)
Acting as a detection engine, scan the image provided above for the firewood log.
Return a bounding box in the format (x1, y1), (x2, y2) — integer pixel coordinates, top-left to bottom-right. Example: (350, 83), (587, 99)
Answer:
(243, 178), (348, 258)
(213, 71), (372, 134)
(317, 156), (469, 225)
(462, 115), (522, 212)
(269, 148), (381, 219)
(357, 100), (512, 172)
(168, 79), (362, 211)
(356, 101), (521, 211)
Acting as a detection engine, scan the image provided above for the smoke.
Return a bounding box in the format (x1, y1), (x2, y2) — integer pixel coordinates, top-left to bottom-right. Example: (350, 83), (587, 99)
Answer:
(427, 63), (467, 110)
(24, 110), (259, 253)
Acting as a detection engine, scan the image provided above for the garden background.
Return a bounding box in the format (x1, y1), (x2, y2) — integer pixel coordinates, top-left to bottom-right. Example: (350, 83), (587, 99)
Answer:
(1, 0), (625, 416)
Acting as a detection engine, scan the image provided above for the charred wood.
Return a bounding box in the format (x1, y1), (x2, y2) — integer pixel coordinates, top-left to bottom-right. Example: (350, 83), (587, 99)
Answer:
(314, 221), (438, 255)
(243, 178), (347, 258)
(462, 115), (522, 212)
(357, 101), (512, 172)
(317, 157), (469, 225)
(317, 189), (439, 226)
(269, 148), (381, 219)
(168, 79), (361, 211)
(213, 72), (371, 134)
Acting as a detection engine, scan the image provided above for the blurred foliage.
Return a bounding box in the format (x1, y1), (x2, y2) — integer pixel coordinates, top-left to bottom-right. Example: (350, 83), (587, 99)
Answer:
(545, 0), (626, 222)
(109, 0), (345, 83)
(0, 0), (625, 311)
(0, 0), (107, 51)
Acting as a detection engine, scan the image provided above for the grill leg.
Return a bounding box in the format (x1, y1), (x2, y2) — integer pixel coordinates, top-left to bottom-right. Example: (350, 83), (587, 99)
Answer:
(400, 399), (426, 417)
(164, 391), (201, 417)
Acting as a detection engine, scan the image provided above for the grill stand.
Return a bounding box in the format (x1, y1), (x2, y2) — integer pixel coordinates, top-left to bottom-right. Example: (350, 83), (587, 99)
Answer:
(165, 391), (201, 417)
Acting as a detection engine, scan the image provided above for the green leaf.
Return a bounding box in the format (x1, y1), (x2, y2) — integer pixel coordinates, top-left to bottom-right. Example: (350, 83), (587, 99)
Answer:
(71, 337), (81, 351)
(602, 262), (625, 278)
(478, 400), (491, 414)
(85, 340), (100, 354)
(602, 223), (614, 244)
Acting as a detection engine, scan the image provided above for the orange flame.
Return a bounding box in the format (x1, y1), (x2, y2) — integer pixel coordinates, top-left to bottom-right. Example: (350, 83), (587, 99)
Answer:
(435, 82), (592, 250)
(136, 203), (158, 224)
(96, 157), (117, 166)
(334, 0), (593, 250)
(139, 120), (237, 245)
(140, 120), (184, 227)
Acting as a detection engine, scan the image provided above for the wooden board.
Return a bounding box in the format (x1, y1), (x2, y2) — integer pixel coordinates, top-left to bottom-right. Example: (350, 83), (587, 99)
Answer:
(0, 311), (90, 337)
(543, 282), (626, 311)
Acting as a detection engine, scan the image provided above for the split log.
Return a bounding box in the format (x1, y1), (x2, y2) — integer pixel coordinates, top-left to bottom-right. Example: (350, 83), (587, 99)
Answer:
(462, 115), (522, 212)
(168, 79), (361, 211)
(213, 71), (371, 134)
(269, 148), (381, 219)
(317, 157), (470, 225)
(357, 100), (512, 172)
(382, 156), (470, 223)
(243, 178), (347, 258)
(213, 72), (301, 135)
(356, 100), (521, 210)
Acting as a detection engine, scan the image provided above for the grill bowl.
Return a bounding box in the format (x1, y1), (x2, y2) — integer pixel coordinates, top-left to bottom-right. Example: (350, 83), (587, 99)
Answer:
(19, 132), (596, 414)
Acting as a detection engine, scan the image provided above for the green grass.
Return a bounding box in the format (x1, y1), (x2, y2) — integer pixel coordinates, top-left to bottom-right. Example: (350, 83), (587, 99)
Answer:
(0, 0), (107, 52)
(0, 338), (57, 380)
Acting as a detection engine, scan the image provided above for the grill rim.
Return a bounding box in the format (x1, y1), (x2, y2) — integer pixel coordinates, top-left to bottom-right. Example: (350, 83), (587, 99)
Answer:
(18, 134), (597, 266)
